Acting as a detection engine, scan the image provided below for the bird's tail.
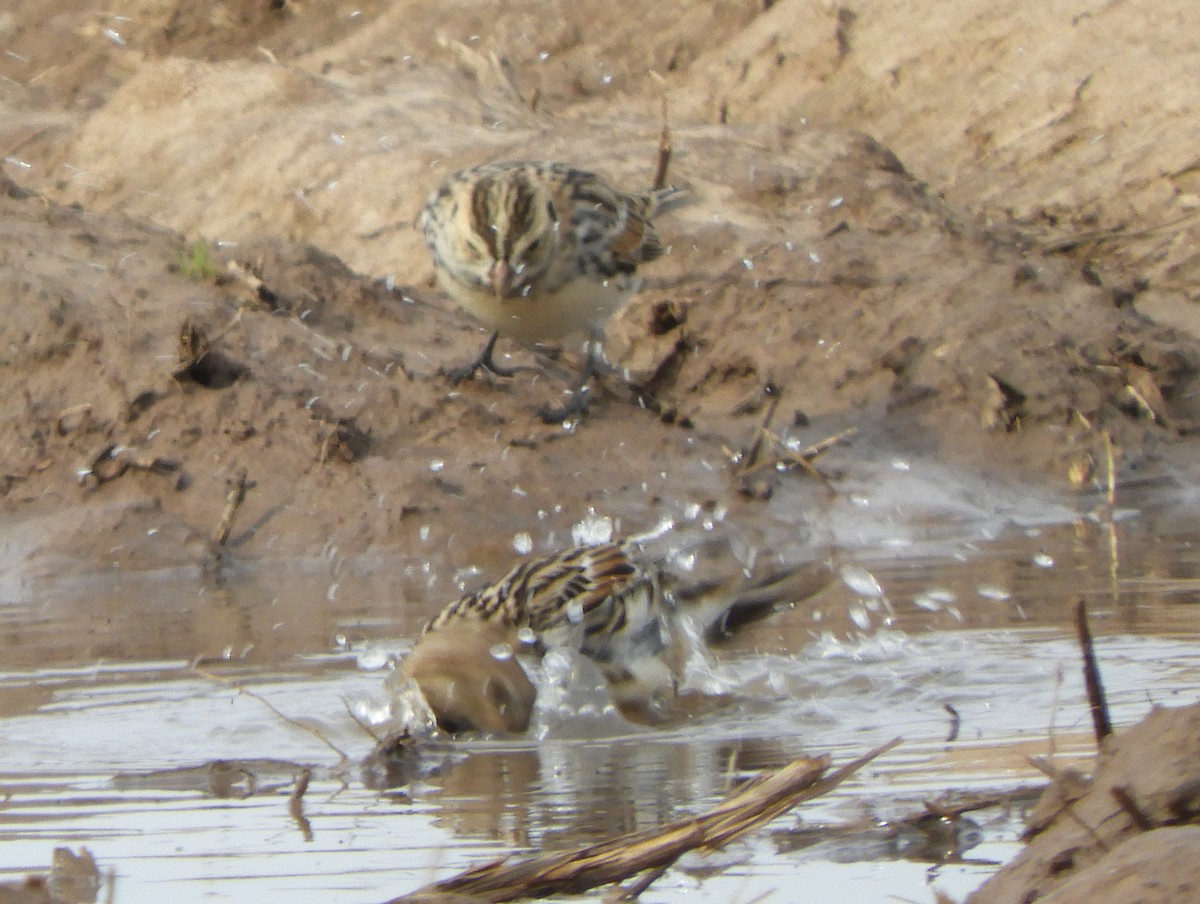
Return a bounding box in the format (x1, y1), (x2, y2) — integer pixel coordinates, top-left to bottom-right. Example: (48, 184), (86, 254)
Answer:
(629, 530), (833, 641)
(645, 184), (689, 219)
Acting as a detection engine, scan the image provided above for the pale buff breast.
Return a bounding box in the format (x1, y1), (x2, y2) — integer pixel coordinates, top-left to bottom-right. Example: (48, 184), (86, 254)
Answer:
(437, 271), (640, 342)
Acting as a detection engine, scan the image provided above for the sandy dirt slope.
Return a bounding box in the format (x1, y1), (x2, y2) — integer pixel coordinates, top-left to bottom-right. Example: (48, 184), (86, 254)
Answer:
(0, 2), (1198, 562)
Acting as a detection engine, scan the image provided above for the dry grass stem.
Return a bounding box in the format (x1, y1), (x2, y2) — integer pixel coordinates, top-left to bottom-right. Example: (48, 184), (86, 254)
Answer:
(1043, 212), (1200, 254)
(289, 768), (314, 841)
(211, 467), (251, 546)
(195, 667), (349, 762)
(651, 89), (673, 192)
(388, 738), (900, 903)
(1074, 600), (1113, 746)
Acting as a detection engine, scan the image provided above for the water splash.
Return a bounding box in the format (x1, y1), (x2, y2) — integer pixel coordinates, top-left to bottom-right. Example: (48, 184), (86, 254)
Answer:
(572, 509), (614, 545)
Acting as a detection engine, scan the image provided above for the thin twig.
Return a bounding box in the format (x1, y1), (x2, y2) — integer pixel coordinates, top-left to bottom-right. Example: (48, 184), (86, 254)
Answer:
(1026, 756), (1111, 852)
(1111, 785), (1154, 831)
(740, 393), (781, 472)
(387, 739), (900, 903)
(607, 862), (670, 902)
(196, 667), (350, 762)
(734, 423), (855, 496)
(1047, 663), (1064, 757)
(289, 768), (314, 841)
(1043, 212), (1200, 254)
(212, 467), (250, 546)
(797, 426), (859, 460)
(650, 79), (673, 191)
(1074, 600), (1113, 746)
(944, 704), (960, 743)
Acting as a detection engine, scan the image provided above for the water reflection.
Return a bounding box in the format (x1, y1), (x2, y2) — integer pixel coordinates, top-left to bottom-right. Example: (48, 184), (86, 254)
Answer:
(2, 492), (1200, 901)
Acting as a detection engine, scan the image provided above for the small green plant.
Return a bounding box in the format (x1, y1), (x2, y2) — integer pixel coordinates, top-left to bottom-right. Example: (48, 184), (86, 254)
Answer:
(177, 239), (219, 282)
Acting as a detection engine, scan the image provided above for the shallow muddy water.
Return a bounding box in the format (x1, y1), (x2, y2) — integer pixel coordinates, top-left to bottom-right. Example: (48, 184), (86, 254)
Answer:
(2, 477), (1200, 903)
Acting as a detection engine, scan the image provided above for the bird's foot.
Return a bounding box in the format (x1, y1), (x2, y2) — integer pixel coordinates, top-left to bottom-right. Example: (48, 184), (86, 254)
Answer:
(441, 332), (531, 383)
(538, 385), (591, 424)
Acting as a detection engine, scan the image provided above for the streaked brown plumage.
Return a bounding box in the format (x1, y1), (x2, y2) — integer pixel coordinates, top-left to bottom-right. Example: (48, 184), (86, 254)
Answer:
(399, 538), (825, 734)
(398, 541), (673, 734)
(424, 541), (678, 717)
(419, 161), (680, 417)
(421, 162), (673, 342)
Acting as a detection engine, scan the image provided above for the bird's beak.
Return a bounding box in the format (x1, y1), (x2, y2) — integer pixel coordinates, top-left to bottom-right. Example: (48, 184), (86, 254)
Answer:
(489, 260), (514, 298)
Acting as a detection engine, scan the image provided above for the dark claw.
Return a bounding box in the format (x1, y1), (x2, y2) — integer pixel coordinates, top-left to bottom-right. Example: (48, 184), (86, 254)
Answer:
(440, 332), (523, 383)
(537, 340), (600, 424)
(538, 386), (590, 424)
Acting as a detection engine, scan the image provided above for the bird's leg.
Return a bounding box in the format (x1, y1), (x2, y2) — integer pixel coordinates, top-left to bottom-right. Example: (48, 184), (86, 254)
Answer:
(538, 332), (602, 424)
(441, 331), (524, 383)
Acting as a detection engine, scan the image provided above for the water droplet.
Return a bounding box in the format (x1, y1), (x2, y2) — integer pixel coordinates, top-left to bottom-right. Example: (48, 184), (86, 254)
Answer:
(841, 565), (883, 598)
(571, 510), (614, 545)
(429, 459), (444, 472)
(357, 647), (390, 670)
(829, 196), (844, 208)
(912, 593), (941, 612)
(1033, 553), (1054, 568)
(513, 532), (533, 554)
(848, 604), (872, 630)
(489, 642), (514, 661)
(977, 584), (1010, 601)
(913, 588), (956, 611)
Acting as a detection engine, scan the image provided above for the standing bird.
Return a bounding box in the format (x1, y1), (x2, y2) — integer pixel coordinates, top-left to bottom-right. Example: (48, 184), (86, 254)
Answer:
(398, 538), (826, 734)
(419, 161), (680, 422)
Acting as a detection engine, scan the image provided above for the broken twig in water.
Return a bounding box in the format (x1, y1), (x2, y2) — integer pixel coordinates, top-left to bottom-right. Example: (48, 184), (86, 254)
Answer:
(739, 389), (781, 472)
(944, 703), (961, 743)
(289, 768), (314, 842)
(211, 468), (251, 547)
(1074, 600), (1112, 746)
(386, 738), (900, 903)
(195, 667), (349, 762)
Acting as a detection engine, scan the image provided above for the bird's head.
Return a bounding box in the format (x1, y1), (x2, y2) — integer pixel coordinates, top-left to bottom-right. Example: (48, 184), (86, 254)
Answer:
(459, 167), (562, 298)
(399, 620), (537, 734)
